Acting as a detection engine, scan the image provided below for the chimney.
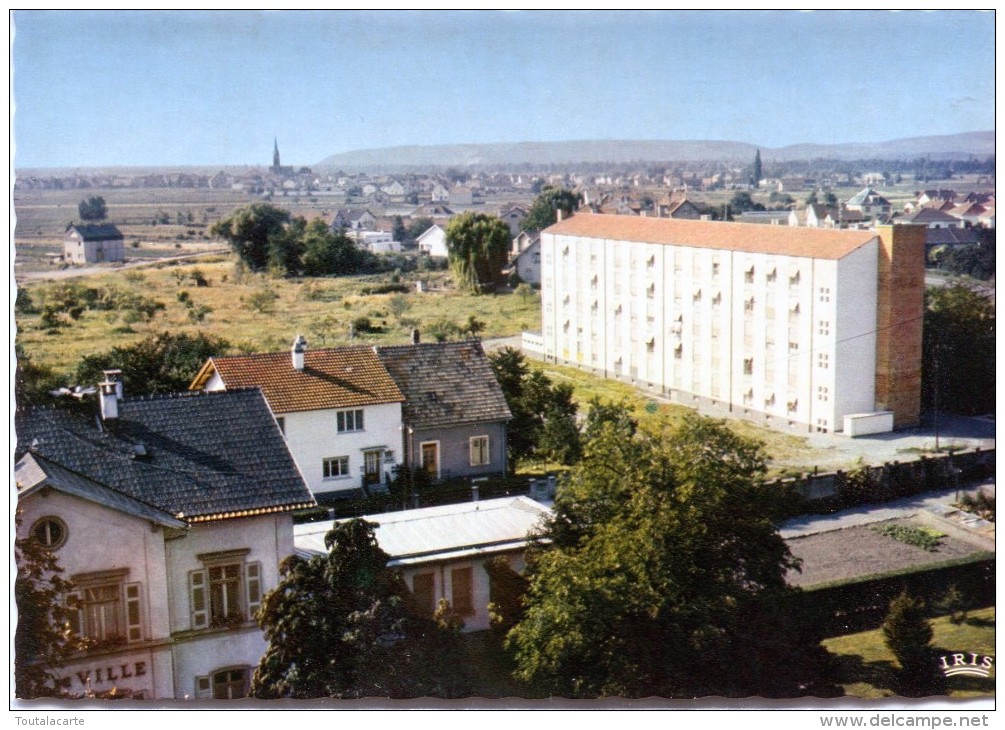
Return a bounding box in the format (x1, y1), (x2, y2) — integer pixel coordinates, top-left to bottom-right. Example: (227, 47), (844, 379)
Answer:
(99, 379), (119, 420)
(102, 369), (124, 400)
(411, 328), (420, 345)
(556, 208), (564, 222)
(291, 334), (307, 371)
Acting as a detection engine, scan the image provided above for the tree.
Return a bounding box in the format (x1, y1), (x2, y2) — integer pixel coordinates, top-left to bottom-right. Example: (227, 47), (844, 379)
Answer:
(391, 215), (407, 244)
(506, 412), (835, 698)
(727, 191), (764, 215)
(300, 218), (363, 277)
(77, 195), (107, 221)
(405, 216), (434, 242)
(488, 347), (580, 465)
(210, 203), (291, 272)
(922, 285), (995, 416)
(752, 149), (763, 187)
(15, 511), (81, 698)
(73, 331), (231, 395)
(445, 212), (511, 293)
(882, 591), (944, 697)
(252, 519), (469, 699)
(523, 186), (582, 232)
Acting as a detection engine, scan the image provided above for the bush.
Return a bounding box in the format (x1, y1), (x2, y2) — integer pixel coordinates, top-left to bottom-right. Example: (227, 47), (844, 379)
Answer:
(351, 316), (382, 334)
(872, 523), (944, 552)
(246, 288), (279, 314)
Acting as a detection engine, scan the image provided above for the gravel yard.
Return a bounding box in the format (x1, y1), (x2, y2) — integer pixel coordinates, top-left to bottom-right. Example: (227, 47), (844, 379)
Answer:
(786, 518), (988, 587)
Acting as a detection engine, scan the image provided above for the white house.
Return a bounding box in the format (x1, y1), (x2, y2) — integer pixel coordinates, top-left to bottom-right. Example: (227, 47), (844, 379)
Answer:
(354, 230), (402, 254)
(509, 237), (541, 285)
(63, 224), (125, 264)
(538, 215), (925, 434)
(416, 224), (449, 258)
(191, 338), (405, 502)
(294, 496), (551, 633)
(15, 381), (314, 700)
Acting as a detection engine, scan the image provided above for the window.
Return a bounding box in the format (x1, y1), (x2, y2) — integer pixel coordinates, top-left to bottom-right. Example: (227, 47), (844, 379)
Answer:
(451, 567), (474, 616)
(788, 341), (799, 353)
(336, 409), (364, 433)
(323, 456), (350, 479)
(646, 283), (655, 299)
(789, 270), (801, 287)
(818, 353), (830, 369)
(743, 358), (753, 375)
(646, 338), (655, 353)
(412, 573), (435, 618)
(819, 287), (831, 303)
(196, 668), (250, 700)
(673, 345), (682, 360)
(67, 570), (142, 645)
(711, 261), (720, 278)
(787, 399), (798, 414)
(766, 268), (777, 283)
(189, 551), (261, 630)
(745, 266), (755, 284)
(817, 386), (829, 402)
(469, 436), (490, 466)
(818, 320), (830, 336)
(31, 516), (67, 550)
(744, 297), (755, 312)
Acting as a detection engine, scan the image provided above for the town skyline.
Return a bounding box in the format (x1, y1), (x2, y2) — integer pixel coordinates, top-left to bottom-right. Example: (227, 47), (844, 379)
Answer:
(11, 10), (995, 169)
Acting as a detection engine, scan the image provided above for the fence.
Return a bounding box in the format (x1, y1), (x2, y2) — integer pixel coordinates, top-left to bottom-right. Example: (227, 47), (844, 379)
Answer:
(771, 447), (995, 516)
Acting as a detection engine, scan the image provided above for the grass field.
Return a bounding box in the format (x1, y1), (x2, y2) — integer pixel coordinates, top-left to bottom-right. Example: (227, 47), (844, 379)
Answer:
(823, 607), (995, 699)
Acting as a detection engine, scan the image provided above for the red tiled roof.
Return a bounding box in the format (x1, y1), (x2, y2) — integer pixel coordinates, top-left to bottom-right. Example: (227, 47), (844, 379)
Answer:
(543, 214), (878, 260)
(195, 346), (404, 414)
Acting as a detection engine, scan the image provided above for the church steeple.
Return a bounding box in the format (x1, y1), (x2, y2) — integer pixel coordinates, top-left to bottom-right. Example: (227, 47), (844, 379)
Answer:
(272, 137), (281, 170)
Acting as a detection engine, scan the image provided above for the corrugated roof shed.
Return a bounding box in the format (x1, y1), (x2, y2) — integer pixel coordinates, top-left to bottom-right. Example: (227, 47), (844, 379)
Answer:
(295, 496), (550, 565)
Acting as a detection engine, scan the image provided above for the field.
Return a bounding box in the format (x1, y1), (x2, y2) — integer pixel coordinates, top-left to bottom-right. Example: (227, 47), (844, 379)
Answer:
(823, 607), (995, 699)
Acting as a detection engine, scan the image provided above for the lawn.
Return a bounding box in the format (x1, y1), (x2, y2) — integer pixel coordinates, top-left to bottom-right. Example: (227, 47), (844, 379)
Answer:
(823, 607), (995, 699)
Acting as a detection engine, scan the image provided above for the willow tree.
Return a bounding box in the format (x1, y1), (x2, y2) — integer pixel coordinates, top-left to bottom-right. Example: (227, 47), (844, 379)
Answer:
(444, 212), (511, 293)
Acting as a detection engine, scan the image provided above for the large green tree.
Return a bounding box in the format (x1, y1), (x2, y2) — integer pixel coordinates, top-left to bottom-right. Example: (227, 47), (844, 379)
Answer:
(506, 412), (834, 698)
(488, 347), (579, 465)
(252, 519), (469, 699)
(300, 218), (363, 277)
(922, 284), (995, 416)
(445, 212), (511, 293)
(15, 511), (81, 699)
(882, 591), (944, 697)
(523, 186), (582, 232)
(73, 331), (231, 395)
(77, 195), (107, 221)
(210, 203), (291, 272)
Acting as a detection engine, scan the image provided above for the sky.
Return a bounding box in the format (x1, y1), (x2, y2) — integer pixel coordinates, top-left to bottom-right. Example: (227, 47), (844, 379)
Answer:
(10, 9), (996, 169)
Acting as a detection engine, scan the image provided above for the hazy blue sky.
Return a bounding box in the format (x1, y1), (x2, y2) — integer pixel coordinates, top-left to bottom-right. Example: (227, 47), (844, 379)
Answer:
(11, 10), (995, 169)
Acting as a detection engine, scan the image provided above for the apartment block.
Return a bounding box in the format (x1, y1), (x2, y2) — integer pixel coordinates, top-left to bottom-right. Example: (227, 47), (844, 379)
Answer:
(539, 215), (924, 434)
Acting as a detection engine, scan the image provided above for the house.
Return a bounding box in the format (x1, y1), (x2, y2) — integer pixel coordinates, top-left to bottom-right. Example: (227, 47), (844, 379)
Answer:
(190, 339), (405, 501)
(416, 224), (449, 258)
(845, 187), (892, 218)
(294, 496), (551, 632)
(899, 207), (963, 229)
(14, 378), (314, 699)
(63, 224), (125, 264)
(659, 198), (703, 220)
(509, 237), (542, 285)
(376, 340), (511, 482)
(498, 204), (529, 237)
(449, 186), (473, 207)
(430, 184), (450, 203)
(511, 230), (539, 259)
(736, 211), (791, 226)
(539, 215), (926, 435)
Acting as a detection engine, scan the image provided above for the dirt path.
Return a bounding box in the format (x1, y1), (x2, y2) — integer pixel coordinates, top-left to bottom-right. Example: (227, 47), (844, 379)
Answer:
(14, 248), (230, 283)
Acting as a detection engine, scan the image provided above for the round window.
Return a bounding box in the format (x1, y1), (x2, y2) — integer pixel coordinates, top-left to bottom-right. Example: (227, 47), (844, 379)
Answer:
(31, 517), (67, 550)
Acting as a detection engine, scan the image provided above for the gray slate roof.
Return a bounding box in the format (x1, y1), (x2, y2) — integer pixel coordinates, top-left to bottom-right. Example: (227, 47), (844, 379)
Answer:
(15, 389), (314, 521)
(16, 452), (186, 528)
(376, 341), (512, 430)
(68, 224), (124, 240)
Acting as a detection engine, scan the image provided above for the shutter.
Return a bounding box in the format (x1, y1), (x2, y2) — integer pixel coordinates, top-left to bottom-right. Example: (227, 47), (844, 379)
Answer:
(194, 675), (212, 699)
(65, 590), (83, 638)
(189, 569), (208, 629)
(245, 562), (262, 619)
(125, 582), (143, 642)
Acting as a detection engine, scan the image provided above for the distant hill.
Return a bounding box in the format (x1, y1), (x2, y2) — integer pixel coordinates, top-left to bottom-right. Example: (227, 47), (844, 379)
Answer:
(317, 132), (994, 170)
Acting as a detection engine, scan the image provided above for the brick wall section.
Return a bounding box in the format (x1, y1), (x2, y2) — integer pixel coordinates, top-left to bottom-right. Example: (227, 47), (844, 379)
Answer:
(874, 224), (926, 427)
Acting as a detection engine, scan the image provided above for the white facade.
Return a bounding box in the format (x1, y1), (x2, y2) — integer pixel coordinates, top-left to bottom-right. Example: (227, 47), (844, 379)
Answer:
(17, 475), (295, 700)
(416, 224), (448, 258)
(200, 370), (402, 497)
(539, 216), (884, 434)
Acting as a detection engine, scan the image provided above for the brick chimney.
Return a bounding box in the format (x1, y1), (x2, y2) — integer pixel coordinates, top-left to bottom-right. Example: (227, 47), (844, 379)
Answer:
(292, 334), (307, 371)
(411, 328), (420, 345)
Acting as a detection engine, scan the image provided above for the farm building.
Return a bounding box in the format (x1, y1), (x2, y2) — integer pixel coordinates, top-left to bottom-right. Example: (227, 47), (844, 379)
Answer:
(63, 224), (125, 264)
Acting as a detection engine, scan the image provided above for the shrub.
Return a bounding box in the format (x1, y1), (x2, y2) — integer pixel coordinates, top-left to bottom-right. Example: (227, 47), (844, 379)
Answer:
(246, 288), (279, 314)
(872, 523), (944, 552)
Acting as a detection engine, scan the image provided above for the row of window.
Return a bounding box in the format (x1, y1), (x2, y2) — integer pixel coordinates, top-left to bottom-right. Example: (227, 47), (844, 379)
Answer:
(322, 436), (491, 482)
(411, 566), (474, 618)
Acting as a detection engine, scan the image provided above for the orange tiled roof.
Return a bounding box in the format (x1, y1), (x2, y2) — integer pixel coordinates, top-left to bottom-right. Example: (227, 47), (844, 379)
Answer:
(197, 346), (405, 414)
(543, 214), (878, 260)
